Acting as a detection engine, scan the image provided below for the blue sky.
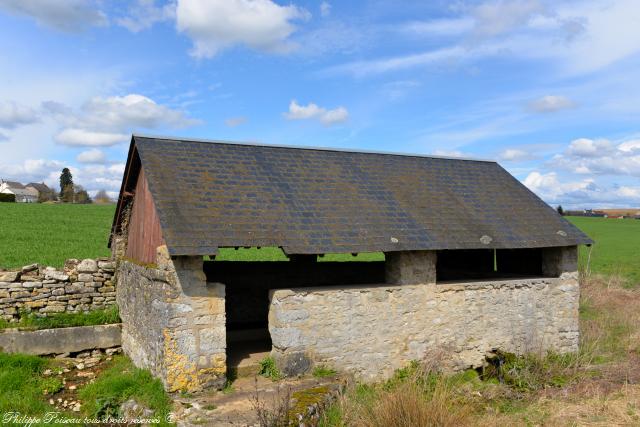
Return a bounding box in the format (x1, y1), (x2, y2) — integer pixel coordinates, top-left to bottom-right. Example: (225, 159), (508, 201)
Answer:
(0, 0), (639, 208)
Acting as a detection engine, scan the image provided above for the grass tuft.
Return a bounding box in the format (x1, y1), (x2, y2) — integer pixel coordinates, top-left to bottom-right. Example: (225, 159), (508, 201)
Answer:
(313, 365), (337, 378)
(78, 355), (173, 424)
(0, 305), (120, 330)
(258, 356), (282, 381)
(0, 353), (58, 417)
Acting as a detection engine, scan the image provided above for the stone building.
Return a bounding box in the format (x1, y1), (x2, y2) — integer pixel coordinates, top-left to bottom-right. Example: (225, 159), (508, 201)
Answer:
(110, 135), (592, 392)
(0, 179), (38, 203)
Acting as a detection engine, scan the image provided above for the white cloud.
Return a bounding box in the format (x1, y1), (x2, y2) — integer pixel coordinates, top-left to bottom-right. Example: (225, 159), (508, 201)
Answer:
(469, 0), (544, 38)
(401, 18), (474, 37)
(284, 100), (348, 125)
(320, 1), (331, 17)
(176, 0), (309, 58)
(76, 148), (106, 164)
(326, 0), (640, 77)
(52, 94), (200, 147)
(224, 116), (247, 127)
(0, 101), (40, 129)
(566, 138), (614, 158)
(324, 46), (468, 77)
(499, 148), (535, 162)
(549, 137), (640, 178)
(81, 94), (200, 130)
(523, 170), (640, 207)
(75, 163), (125, 192)
(0, 158), (65, 188)
(618, 140), (640, 153)
(527, 95), (575, 113)
(55, 129), (129, 147)
(116, 0), (175, 32)
(432, 149), (469, 158)
(0, 0), (107, 32)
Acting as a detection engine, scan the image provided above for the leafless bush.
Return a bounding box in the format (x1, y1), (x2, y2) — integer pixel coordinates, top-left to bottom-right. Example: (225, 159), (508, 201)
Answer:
(251, 377), (293, 427)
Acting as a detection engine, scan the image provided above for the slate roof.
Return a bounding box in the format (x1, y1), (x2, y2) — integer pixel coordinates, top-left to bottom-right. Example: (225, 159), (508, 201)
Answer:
(26, 182), (52, 193)
(111, 135), (592, 256)
(2, 180), (25, 189)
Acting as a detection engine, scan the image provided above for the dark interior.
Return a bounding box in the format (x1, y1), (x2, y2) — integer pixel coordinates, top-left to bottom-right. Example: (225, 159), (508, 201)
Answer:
(436, 248), (543, 281)
(203, 260), (385, 373)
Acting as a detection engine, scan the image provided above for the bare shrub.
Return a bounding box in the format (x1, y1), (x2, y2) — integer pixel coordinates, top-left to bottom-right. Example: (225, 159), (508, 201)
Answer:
(251, 378), (293, 427)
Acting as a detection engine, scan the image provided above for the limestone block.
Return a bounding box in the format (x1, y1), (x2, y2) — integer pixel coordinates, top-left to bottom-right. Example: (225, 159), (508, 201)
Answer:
(77, 273), (94, 282)
(44, 268), (69, 281)
(98, 261), (116, 271)
(40, 305), (66, 313)
(22, 281), (42, 289)
(11, 291), (31, 299)
(77, 259), (98, 274)
(21, 264), (38, 273)
(0, 271), (20, 282)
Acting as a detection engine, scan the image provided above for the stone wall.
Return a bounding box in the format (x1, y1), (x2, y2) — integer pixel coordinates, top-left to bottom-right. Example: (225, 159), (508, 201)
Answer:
(0, 258), (116, 321)
(117, 246), (226, 392)
(269, 247), (579, 380)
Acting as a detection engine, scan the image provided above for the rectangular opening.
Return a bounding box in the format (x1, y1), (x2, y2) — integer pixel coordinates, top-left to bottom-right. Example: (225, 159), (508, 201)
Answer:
(203, 255), (386, 377)
(436, 248), (543, 281)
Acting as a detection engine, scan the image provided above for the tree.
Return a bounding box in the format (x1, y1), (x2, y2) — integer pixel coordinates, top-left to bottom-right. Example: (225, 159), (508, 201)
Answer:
(59, 168), (74, 199)
(94, 189), (112, 204)
(61, 184), (75, 203)
(556, 205), (564, 216)
(74, 185), (92, 204)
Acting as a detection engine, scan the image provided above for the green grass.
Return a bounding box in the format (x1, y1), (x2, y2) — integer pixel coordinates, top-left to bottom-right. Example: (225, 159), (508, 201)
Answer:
(213, 247), (384, 262)
(312, 365), (337, 378)
(258, 356), (282, 381)
(566, 216), (640, 286)
(0, 352), (173, 425)
(78, 355), (173, 424)
(0, 203), (116, 269)
(0, 353), (66, 423)
(0, 306), (120, 330)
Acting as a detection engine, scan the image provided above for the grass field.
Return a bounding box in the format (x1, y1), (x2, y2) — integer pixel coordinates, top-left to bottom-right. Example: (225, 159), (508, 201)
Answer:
(0, 203), (115, 269)
(567, 216), (640, 286)
(0, 205), (638, 287)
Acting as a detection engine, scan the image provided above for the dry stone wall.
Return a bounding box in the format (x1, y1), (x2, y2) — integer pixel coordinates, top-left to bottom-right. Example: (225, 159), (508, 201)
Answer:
(0, 258), (116, 321)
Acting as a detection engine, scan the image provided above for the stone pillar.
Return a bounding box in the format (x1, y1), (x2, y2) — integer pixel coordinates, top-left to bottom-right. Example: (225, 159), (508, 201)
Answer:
(157, 247), (226, 391)
(117, 246), (226, 393)
(542, 246), (578, 278)
(385, 250), (437, 285)
(111, 236), (126, 261)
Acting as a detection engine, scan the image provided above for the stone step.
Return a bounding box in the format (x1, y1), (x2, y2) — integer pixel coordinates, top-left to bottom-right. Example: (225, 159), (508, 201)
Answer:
(226, 336), (271, 379)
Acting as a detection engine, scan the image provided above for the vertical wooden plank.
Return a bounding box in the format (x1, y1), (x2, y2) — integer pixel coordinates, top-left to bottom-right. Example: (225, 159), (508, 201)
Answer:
(125, 167), (165, 264)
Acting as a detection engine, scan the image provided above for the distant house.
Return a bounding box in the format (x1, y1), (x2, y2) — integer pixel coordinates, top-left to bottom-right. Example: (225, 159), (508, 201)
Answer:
(0, 180), (38, 203)
(26, 182), (55, 202)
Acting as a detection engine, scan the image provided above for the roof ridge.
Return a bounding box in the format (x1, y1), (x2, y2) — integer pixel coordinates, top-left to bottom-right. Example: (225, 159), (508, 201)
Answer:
(132, 133), (497, 163)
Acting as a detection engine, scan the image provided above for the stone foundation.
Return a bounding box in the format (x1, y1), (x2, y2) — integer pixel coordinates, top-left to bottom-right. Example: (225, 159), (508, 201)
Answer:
(0, 258), (116, 321)
(116, 247), (226, 392)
